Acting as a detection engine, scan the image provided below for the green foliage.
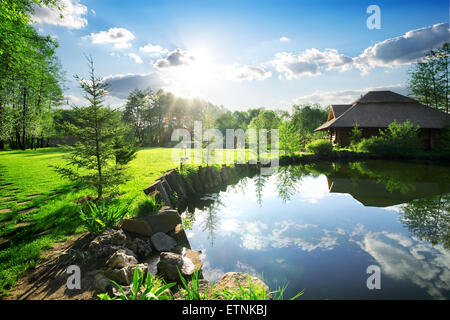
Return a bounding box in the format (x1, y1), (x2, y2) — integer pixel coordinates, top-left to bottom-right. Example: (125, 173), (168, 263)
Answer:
(279, 121), (301, 155)
(357, 121), (421, 156)
(437, 125), (450, 155)
(349, 123), (363, 149)
(291, 104), (328, 134)
(0, 0), (64, 150)
(98, 267), (176, 300)
(135, 194), (163, 215)
(80, 200), (129, 235)
(177, 268), (213, 300)
(305, 139), (333, 158)
(408, 42), (449, 113)
(54, 57), (135, 199)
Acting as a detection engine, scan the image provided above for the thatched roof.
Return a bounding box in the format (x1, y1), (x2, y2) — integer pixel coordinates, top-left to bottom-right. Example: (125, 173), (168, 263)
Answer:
(315, 90), (450, 131)
(328, 104), (351, 121)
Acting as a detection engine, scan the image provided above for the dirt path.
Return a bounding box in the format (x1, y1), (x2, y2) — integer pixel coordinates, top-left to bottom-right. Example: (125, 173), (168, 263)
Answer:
(4, 232), (96, 300)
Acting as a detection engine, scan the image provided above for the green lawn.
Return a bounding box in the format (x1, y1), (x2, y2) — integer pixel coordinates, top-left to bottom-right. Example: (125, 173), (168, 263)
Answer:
(0, 146), (276, 296)
(0, 147), (186, 296)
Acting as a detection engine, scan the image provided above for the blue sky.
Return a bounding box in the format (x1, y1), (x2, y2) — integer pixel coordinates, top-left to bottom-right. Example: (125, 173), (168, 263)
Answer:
(32, 0), (450, 110)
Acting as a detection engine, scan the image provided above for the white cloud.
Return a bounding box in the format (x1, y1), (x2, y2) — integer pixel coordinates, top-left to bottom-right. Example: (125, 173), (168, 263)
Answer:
(280, 36), (290, 42)
(354, 22), (449, 74)
(153, 48), (196, 68)
(127, 53), (143, 64)
(139, 43), (169, 56)
(292, 83), (409, 106)
(103, 72), (171, 99)
(32, 0), (88, 29)
(272, 23), (449, 78)
(85, 27), (135, 49)
(352, 229), (450, 299)
(217, 65), (272, 81)
(271, 48), (353, 79)
(63, 94), (85, 105)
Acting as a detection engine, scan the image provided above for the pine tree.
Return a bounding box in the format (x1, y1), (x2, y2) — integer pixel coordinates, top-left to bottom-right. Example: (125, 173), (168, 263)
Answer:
(55, 56), (136, 199)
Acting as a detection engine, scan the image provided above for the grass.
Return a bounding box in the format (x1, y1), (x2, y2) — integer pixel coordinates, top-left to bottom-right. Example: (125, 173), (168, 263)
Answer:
(0, 146), (278, 297)
(98, 266), (303, 300)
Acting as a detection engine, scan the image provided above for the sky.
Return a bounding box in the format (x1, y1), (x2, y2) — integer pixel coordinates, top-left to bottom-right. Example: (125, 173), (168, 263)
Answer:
(31, 0), (450, 111)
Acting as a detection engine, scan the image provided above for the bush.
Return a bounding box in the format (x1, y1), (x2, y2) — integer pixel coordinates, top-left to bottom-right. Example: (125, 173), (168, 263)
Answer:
(437, 125), (450, 155)
(356, 121), (421, 157)
(80, 200), (129, 235)
(305, 139), (333, 158)
(349, 123), (363, 150)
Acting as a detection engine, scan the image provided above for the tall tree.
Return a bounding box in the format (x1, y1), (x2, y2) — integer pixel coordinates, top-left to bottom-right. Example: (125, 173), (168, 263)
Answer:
(409, 42), (449, 113)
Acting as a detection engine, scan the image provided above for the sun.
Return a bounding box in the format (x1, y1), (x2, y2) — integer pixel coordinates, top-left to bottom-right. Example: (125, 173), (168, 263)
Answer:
(170, 47), (218, 97)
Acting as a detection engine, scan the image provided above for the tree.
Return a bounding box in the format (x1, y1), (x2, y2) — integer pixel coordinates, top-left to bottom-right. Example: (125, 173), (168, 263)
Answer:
(123, 88), (152, 145)
(279, 121), (301, 155)
(409, 42), (449, 113)
(0, 0), (63, 150)
(55, 57), (136, 199)
(291, 104), (328, 134)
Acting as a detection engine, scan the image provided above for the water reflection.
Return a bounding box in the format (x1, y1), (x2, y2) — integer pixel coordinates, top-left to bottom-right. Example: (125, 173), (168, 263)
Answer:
(183, 160), (450, 299)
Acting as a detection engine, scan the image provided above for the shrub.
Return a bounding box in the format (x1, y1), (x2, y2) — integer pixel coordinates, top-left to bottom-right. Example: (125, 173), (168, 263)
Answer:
(349, 123), (363, 149)
(98, 267), (176, 300)
(305, 139), (333, 158)
(357, 121), (421, 157)
(135, 194), (163, 215)
(79, 200), (130, 235)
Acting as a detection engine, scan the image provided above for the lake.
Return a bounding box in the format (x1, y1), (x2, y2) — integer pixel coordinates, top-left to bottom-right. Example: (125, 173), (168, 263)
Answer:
(181, 160), (450, 300)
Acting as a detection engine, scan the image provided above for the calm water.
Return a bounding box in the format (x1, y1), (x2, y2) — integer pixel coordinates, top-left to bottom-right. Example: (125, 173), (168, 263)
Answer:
(182, 160), (450, 300)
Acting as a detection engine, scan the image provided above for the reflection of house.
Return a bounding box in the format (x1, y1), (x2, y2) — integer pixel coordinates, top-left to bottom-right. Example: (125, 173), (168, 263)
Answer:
(327, 177), (449, 207)
(314, 91), (450, 149)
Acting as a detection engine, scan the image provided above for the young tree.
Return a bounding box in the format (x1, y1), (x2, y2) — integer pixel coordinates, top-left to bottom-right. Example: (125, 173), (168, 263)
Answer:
(55, 57), (136, 199)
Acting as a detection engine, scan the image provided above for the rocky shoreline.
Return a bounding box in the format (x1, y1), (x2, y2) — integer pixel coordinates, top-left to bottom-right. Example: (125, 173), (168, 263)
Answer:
(85, 164), (270, 299)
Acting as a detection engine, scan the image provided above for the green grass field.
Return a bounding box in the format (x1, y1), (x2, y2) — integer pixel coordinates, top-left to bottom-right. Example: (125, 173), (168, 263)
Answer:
(0, 146), (272, 296)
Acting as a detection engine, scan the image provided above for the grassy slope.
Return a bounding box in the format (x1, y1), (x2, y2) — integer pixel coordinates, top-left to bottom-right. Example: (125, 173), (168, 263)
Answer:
(0, 146), (268, 296)
(0, 147), (181, 296)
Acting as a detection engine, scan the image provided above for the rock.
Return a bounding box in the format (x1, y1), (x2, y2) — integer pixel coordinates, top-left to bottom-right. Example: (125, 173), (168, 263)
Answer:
(169, 224), (191, 249)
(213, 272), (271, 299)
(120, 218), (153, 237)
(151, 232), (177, 252)
(133, 237), (152, 259)
(184, 249), (202, 271)
(157, 252), (195, 282)
(120, 209), (181, 237)
(105, 267), (133, 285)
(106, 249), (138, 269)
(92, 271), (112, 293)
(104, 263), (148, 286)
(87, 229), (128, 265)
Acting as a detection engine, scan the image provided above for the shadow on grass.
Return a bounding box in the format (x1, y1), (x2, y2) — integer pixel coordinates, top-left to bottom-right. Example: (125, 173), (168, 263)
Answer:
(12, 232), (93, 300)
(0, 148), (66, 157)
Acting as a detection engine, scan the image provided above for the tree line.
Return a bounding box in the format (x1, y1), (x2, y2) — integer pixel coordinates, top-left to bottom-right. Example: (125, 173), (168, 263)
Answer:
(0, 0), (64, 150)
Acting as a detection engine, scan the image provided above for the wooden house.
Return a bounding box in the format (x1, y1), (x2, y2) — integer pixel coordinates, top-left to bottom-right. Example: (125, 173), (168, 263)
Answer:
(314, 91), (450, 149)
